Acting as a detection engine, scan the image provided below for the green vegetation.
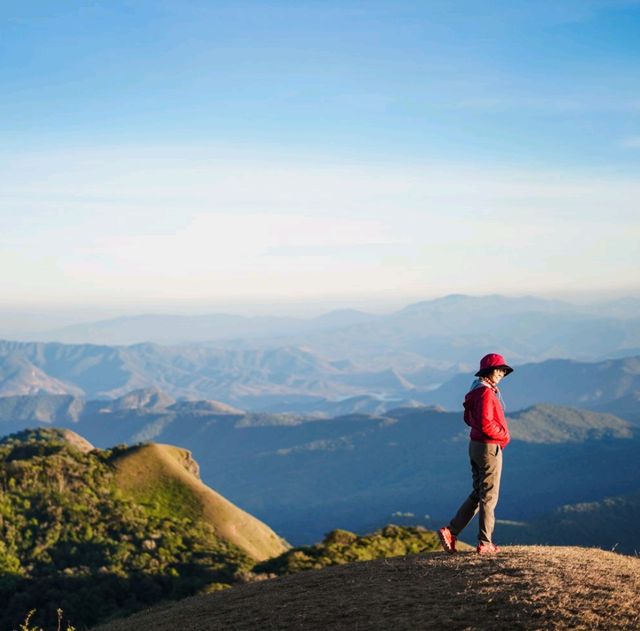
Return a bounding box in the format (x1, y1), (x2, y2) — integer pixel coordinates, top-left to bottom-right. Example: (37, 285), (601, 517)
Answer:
(110, 445), (203, 523)
(109, 443), (289, 562)
(0, 429), (253, 630)
(255, 524), (441, 575)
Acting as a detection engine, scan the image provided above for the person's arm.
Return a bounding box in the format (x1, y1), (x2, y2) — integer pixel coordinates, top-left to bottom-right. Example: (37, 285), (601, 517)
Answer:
(478, 388), (509, 441)
(463, 402), (472, 426)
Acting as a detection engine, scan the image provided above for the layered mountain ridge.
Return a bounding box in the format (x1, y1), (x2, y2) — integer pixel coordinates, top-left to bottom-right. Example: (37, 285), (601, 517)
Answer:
(0, 338), (638, 420)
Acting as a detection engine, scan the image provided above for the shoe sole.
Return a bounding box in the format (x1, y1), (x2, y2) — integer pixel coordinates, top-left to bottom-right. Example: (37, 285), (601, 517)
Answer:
(477, 547), (500, 555)
(438, 529), (456, 554)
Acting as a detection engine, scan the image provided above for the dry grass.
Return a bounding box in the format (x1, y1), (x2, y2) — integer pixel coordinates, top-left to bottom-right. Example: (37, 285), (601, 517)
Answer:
(111, 443), (288, 560)
(94, 546), (640, 630)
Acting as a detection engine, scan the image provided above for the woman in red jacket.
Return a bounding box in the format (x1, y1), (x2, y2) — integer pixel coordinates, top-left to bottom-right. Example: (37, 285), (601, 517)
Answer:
(438, 353), (514, 555)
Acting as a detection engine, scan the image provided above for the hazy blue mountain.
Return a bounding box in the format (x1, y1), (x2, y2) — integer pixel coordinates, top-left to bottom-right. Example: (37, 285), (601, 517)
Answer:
(238, 393), (425, 417)
(591, 392), (640, 424)
(0, 337), (446, 411)
(0, 340), (354, 402)
(2, 294), (639, 416)
(582, 296), (640, 319)
(0, 393), (84, 433)
(302, 302), (640, 369)
(27, 309), (379, 346)
(507, 403), (632, 441)
(496, 490), (640, 555)
(30, 313), (308, 345)
(10, 295), (640, 372)
(1, 339), (638, 418)
(309, 308), (380, 329)
(0, 352), (84, 396)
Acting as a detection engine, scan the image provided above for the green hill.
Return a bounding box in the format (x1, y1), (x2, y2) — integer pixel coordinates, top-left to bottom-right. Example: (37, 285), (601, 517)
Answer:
(0, 429), (283, 630)
(508, 403), (633, 442)
(110, 443), (288, 561)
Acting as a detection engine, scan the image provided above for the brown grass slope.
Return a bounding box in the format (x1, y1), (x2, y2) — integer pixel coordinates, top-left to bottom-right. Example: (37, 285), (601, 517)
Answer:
(95, 546), (639, 631)
(111, 443), (288, 561)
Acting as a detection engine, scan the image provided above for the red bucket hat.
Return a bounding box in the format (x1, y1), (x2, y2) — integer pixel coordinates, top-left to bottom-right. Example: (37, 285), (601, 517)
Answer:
(475, 353), (514, 377)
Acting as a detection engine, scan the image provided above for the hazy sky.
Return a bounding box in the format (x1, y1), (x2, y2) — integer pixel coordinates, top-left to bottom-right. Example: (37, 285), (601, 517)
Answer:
(2, 0), (639, 316)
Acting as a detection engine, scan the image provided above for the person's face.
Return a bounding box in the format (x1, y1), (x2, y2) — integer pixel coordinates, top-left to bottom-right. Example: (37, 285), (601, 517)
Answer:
(487, 368), (508, 384)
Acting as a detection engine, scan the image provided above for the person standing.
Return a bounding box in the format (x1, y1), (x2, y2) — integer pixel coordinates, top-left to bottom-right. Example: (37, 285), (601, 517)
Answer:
(438, 353), (514, 555)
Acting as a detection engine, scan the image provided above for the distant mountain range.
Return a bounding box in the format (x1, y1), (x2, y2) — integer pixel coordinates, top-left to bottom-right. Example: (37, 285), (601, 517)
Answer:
(0, 339), (365, 404)
(0, 337), (638, 419)
(1, 293), (638, 554)
(8, 295), (640, 371)
(32, 308), (379, 346)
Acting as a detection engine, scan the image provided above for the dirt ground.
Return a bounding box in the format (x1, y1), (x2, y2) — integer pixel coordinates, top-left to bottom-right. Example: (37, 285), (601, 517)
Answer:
(94, 546), (640, 630)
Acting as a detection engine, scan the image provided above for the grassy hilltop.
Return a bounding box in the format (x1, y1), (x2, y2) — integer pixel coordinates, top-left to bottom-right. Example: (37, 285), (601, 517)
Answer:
(95, 546), (640, 631)
(110, 442), (287, 561)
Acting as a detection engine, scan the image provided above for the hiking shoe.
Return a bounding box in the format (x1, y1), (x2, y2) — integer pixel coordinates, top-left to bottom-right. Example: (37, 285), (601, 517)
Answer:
(438, 527), (457, 553)
(476, 542), (500, 555)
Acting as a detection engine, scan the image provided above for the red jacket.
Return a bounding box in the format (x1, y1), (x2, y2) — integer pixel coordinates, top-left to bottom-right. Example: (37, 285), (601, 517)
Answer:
(463, 381), (510, 449)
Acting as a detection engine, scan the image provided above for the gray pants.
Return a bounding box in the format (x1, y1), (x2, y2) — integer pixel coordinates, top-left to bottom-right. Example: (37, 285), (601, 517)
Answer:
(448, 441), (503, 544)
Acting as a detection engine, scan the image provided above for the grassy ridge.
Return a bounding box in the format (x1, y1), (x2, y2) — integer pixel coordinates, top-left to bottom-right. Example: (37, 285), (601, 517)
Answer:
(110, 443), (289, 561)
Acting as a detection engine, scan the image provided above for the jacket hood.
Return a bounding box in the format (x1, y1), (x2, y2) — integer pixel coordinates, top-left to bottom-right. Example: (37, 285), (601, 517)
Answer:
(466, 378), (506, 411)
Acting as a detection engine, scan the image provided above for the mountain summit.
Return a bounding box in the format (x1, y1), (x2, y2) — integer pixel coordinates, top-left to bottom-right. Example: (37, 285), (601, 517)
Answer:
(94, 546), (640, 630)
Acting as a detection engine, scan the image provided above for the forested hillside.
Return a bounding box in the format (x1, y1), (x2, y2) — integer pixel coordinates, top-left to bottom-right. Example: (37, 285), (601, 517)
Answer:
(0, 429), (263, 629)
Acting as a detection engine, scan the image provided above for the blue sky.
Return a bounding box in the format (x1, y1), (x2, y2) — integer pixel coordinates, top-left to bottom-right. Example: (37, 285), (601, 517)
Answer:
(1, 0), (639, 319)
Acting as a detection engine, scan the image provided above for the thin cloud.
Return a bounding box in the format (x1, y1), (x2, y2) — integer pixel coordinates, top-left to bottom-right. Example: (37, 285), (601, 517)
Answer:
(72, 213), (401, 274)
(1, 146), (638, 305)
(455, 96), (640, 114)
(620, 136), (640, 148)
